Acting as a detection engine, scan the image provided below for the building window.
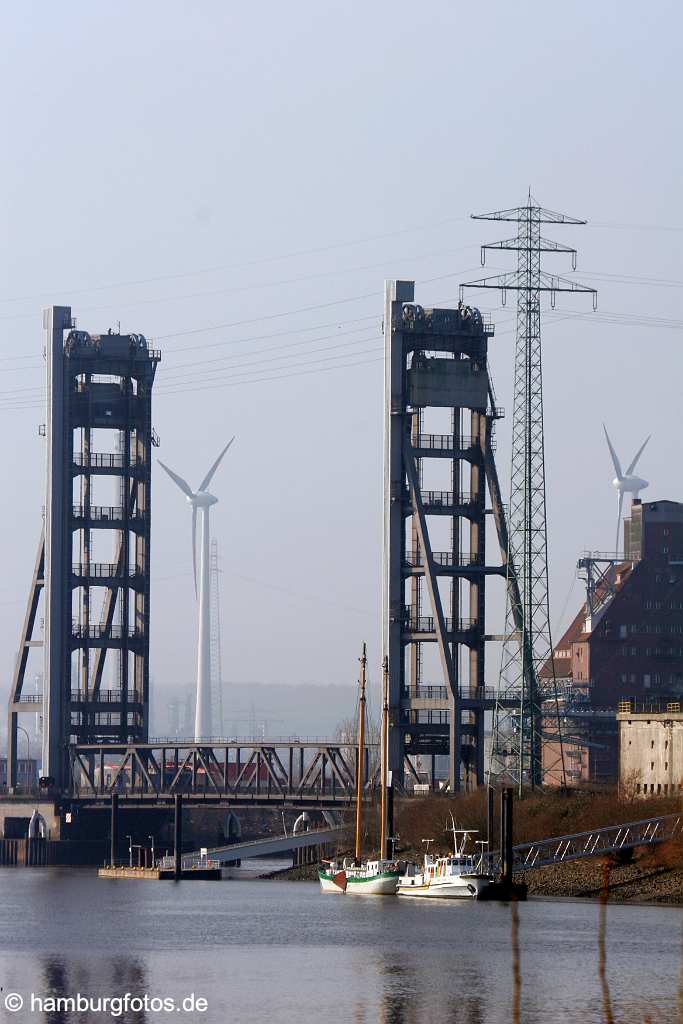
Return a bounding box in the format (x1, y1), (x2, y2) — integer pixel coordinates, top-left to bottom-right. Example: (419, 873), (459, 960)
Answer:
(651, 762), (655, 770)
(637, 784), (641, 794)
(651, 740), (655, 749)
(620, 625), (628, 639)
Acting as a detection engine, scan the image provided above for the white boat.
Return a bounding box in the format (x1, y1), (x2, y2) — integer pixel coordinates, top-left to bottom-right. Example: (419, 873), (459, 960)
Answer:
(397, 829), (494, 900)
(319, 645), (400, 896)
(319, 857), (400, 895)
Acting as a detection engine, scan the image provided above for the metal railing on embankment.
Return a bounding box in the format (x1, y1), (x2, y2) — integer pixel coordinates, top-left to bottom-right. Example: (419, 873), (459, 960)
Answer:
(489, 813), (682, 875)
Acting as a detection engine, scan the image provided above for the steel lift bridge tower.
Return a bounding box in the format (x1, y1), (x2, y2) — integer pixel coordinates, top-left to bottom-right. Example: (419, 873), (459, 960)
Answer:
(462, 196), (597, 791)
(7, 307), (160, 791)
(383, 281), (516, 792)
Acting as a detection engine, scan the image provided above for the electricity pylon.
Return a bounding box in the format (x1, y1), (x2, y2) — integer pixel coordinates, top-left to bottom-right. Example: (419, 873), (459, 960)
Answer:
(462, 194), (597, 792)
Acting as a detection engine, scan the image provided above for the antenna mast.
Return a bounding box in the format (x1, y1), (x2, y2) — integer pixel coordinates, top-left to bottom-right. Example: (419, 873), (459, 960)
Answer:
(462, 195), (597, 792)
(354, 643), (367, 866)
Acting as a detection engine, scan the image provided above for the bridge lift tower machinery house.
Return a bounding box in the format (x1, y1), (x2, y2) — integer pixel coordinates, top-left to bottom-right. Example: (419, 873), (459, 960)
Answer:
(7, 306), (160, 792)
(383, 281), (516, 793)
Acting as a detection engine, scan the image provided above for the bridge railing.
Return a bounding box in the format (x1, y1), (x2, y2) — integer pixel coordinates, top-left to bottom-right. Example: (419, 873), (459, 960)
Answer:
(164, 825), (344, 870)
(489, 813), (682, 874)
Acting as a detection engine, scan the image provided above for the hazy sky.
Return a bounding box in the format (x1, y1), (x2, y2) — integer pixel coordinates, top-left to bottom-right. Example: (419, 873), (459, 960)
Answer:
(0, 1), (681, 720)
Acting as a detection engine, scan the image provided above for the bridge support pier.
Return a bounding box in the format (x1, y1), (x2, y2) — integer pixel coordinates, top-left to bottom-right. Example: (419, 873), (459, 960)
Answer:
(110, 793), (118, 867)
(174, 794), (183, 881)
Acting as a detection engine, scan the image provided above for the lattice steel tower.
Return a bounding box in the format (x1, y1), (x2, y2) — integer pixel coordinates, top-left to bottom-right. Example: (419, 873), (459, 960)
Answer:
(383, 280), (515, 793)
(7, 307), (160, 791)
(462, 196), (597, 790)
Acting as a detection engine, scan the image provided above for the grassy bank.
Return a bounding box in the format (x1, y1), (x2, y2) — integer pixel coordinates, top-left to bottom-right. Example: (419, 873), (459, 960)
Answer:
(392, 787), (680, 859)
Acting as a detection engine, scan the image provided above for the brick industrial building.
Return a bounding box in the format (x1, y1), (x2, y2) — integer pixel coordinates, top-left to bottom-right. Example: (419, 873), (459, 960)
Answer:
(542, 499), (683, 784)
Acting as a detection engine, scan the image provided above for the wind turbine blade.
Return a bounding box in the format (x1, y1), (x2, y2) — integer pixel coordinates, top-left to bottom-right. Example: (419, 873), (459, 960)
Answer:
(625, 435), (651, 476)
(158, 460), (194, 499)
(198, 436), (235, 493)
(602, 424), (623, 480)
(192, 503), (198, 599)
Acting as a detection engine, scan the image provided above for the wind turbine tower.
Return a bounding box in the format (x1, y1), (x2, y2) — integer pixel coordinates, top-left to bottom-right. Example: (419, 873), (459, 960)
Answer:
(159, 438), (235, 741)
(209, 538), (225, 736)
(603, 424), (650, 553)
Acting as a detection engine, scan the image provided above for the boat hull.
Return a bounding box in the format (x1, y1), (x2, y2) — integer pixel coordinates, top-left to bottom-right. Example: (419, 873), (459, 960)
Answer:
(318, 870), (347, 894)
(345, 872), (400, 896)
(397, 874), (492, 900)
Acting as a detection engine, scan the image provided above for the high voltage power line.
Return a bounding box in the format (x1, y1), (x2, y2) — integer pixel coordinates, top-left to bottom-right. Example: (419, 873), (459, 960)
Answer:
(0, 299), (678, 412)
(0, 249), (681, 412)
(0, 211), (678, 310)
(0, 213), (474, 308)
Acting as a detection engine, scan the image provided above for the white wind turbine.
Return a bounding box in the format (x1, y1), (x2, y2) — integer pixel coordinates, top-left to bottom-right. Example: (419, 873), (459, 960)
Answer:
(158, 438), (235, 741)
(603, 424), (650, 554)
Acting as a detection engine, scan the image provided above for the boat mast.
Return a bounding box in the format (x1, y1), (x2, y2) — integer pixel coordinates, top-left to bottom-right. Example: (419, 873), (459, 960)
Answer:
(354, 643), (367, 866)
(380, 656), (389, 860)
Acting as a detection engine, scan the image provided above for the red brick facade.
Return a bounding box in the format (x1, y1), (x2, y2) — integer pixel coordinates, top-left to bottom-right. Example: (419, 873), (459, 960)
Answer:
(543, 500), (683, 784)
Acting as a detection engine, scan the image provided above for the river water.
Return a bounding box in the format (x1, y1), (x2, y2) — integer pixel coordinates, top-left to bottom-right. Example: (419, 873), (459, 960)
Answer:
(0, 866), (680, 1023)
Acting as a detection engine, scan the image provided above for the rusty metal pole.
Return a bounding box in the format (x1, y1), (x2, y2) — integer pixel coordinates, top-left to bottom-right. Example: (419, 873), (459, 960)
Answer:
(500, 787), (513, 886)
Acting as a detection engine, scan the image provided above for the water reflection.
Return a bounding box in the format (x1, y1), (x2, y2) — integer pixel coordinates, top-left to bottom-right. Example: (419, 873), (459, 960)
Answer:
(41, 959), (69, 1024)
(0, 872), (679, 1024)
(39, 955), (150, 1024)
(377, 952), (486, 1024)
(379, 959), (414, 1024)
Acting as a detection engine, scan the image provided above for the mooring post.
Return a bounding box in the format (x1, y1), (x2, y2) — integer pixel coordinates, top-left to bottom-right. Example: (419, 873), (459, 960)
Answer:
(174, 793), (183, 880)
(500, 786), (513, 886)
(110, 792), (119, 868)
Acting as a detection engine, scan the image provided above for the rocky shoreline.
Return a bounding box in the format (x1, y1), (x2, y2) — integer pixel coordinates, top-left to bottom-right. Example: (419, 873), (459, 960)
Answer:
(519, 855), (683, 905)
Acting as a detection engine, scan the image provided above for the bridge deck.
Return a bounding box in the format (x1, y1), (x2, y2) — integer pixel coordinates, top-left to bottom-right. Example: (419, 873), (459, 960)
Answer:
(168, 826), (345, 869)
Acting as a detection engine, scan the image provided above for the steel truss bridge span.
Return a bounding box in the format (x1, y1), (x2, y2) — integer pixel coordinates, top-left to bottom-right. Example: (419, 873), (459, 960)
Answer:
(70, 739), (380, 807)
